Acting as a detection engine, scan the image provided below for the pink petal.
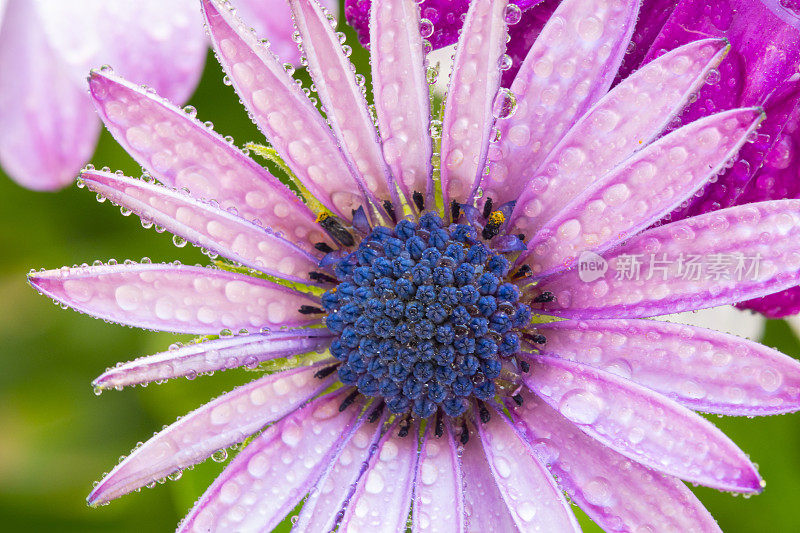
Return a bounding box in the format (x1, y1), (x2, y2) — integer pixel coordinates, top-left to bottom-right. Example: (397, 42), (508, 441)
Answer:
(231, 0), (338, 63)
(439, 0), (508, 210)
(28, 263), (321, 334)
(87, 362), (335, 505)
(34, 0), (206, 104)
(459, 426), (519, 531)
(178, 390), (363, 532)
(524, 354), (763, 492)
(521, 108), (765, 277)
(531, 200), (800, 319)
(339, 420), (418, 532)
(507, 38), (731, 237)
(0, 0), (100, 190)
(508, 390), (721, 533)
(370, 0), (433, 206)
(294, 411), (385, 532)
(290, 0), (397, 216)
(87, 70), (332, 249)
(81, 170), (322, 283)
(533, 318), (800, 416)
(413, 420), (465, 533)
(201, 0), (369, 220)
(483, 0), (640, 206)
(93, 328), (332, 390)
(477, 408), (580, 531)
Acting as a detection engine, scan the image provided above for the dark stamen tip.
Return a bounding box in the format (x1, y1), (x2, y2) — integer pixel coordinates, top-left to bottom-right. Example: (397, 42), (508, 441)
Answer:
(512, 394), (524, 406)
(383, 200), (397, 223)
(338, 390), (360, 412)
(434, 410), (444, 438)
(477, 401), (491, 423)
(533, 291), (555, 303)
(314, 364), (339, 379)
(524, 333), (547, 345)
(398, 416), (411, 438)
(314, 242), (335, 253)
(512, 264), (532, 280)
(412, 191), (425, 211)
(319, 214), (355, 247)
(460, 420), (470, 445)
(450, 200), (461, 221)
(309, 271), (338, 284)
(482, 198), (494, 219)
(368, 401), (385, 423)
(299, 305), (325, 315)
(518, 359), (530, 373)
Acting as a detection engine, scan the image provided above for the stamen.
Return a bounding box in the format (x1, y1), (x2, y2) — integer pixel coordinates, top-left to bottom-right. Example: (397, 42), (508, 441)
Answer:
(518, 358), (530, 373)
(298, 305), (325, 314)
(482, 198), (494, 219)
(368, 401), (385, 423)
(338, 390), (360, 412)
(314, 242), (335, 253)
(512, 264), (532, 280)
(450, 200), (461, 221)
(512, 393), (524, 406)
(398, 416), (411, 437)
(460, 420), (470, 444)
(412, 191), (425, 211)
(533, 291), (555, 303)
(434, 410), (444, 437)
(524, 333), (547, 344)
(309, 271), (338, 284)
(314, 364), (339, 379)
(317, 212), (355, 247)
(481, 211), (505, 240)
(383, 200), (397, 223)
(477, 400), (491, 423)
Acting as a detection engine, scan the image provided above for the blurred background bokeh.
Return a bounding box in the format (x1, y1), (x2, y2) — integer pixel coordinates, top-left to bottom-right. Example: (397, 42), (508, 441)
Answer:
(1, 9), (800, 533)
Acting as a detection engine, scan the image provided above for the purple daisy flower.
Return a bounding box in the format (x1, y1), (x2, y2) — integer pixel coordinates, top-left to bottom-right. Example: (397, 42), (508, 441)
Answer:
(27, 0), (800, 530)
(347, 0), (800, 318)
(0, 0), (335, 191)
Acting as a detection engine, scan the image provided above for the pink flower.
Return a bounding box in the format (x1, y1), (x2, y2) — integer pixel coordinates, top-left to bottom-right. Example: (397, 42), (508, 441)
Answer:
(0, 0), (334, 191)
(27, 0), (800, 530)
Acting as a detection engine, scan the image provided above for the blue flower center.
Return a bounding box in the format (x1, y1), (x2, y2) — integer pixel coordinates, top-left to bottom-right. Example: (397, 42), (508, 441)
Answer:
(321, 212), (531, 418)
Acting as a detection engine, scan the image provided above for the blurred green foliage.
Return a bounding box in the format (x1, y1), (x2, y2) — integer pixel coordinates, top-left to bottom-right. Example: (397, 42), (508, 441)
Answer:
(1, 11), (800, 533)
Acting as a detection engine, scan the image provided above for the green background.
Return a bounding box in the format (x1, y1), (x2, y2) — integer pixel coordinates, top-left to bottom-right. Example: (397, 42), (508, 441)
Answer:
(1, 14), (799, 533)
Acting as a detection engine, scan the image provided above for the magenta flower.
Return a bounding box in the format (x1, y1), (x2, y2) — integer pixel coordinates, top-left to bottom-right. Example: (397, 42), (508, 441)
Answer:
(27, 0), (800, 530)
(347, 0), (800, 318)
(0, 0), (334, 191)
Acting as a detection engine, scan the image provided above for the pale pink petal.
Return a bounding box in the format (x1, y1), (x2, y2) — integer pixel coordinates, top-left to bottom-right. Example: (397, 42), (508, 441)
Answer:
(483, 0), (640, 207)
(339, 420), (418, 532)
(87, 70), (332, 249)
(290, 0), (398, 216)
(506, 38), (730, 233)
(370, 0), (433, 205)
(87, 363), (334, 505)
(524, 354), (763, 492)
(459, 428), (519, 532)
(413, 420), (465, 533)
(0, 0), (100, 190)
(93, 329), (332, 390)
(294, 411), (385, 532)
(28, 263), (321, 334)
(477, 407), (580, 532)
(533, 318), (800, 415)
(231, 0), (338, 63)
(439, 0), (508, 211)
(508, 390), (721, 533)
(521, 108), (765, 277)
(202, 0), (370, 220)
(81, 170), (322, 283)
(531, 200), (800, 319)
(178, 391), (363, 533)
(34, 0), (206, 104)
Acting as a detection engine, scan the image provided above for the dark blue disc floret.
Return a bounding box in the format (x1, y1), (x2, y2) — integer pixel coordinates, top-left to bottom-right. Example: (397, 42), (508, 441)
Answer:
(321, 212), (530, 418)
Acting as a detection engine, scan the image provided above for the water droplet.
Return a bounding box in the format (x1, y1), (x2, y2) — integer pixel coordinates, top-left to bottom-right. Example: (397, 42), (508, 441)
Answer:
(182, 105), (197, 117)
(498, 54), (513, 71)
(419, 18), (434, 39)
(503, 4), (522, 25)
(211, 449), (228, 462)
(492, 88), (518, 119)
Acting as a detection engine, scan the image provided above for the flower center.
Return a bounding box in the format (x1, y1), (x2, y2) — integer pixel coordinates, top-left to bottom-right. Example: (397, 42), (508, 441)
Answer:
(321, 211), (531, 418)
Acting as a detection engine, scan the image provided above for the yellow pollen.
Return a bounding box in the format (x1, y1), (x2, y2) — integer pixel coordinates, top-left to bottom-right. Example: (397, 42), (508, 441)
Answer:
(489, 211), (505, 225)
